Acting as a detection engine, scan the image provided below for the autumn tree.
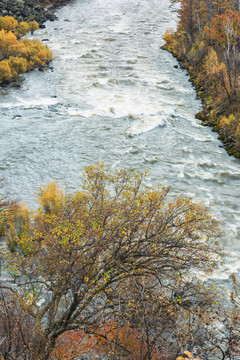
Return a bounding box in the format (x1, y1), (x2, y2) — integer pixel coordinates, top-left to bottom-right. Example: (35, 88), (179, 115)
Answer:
(0, 289), (34, 360)
(0, 16), (52, 85)
(92, 274), (221, 360)
(0, 182), (16, 237)
(15, 21), (30, 39)
(8, 56), (28, 79)
(177, 0), (231, 42)
(203, 48), (231, 100)
(29, 21), (39, 35)
(50, 330), (99, 360)
(205, 10), (240, 96)
(0, 60), (12, 82)
(219, 114), (238, 139)
(0, 165), (222, 360)
(0, 30), (18, 59)
(178, 0), (196, 43)
(0, 16), (18, 32)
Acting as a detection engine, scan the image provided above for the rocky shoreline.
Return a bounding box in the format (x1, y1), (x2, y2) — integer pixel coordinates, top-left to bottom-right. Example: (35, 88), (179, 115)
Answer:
(0, 0), (72, 88)
(0, 0), (73, 25)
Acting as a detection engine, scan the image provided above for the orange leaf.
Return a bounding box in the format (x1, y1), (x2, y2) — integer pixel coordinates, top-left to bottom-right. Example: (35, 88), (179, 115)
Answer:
(183, 351), (193, 358)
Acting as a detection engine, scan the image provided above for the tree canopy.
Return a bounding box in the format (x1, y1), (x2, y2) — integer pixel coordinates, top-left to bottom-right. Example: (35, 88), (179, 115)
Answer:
(0, 16), (52, 85)
(0, 165), (222, 360)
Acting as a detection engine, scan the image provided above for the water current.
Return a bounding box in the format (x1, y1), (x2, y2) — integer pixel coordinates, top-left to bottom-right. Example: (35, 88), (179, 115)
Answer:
(0, 0), (240, 282)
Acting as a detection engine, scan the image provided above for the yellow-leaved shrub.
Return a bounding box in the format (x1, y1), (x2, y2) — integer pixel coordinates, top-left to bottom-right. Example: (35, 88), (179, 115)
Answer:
(0, 16), (52, 85)
(0, 59), (12, 82)
(36, 181), (65, 214)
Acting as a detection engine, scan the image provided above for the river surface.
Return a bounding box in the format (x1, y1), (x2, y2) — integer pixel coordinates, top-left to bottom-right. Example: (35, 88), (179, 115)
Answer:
(0, 0), (240, 281)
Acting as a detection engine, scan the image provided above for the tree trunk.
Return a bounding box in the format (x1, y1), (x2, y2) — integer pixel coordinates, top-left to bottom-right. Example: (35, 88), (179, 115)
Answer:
(235, 0), (240, 12)
(208, 0), (212, 24)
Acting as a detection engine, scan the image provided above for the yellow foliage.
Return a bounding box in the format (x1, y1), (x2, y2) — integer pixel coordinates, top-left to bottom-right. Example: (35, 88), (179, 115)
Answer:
(183, 350), (193, 358)
(7, 43), (21, 57)
(37, 49), (47, 63)
(219, 114), (238, 138)
(0, 29), (18, 58)
(16, 21), (30, 39)
(0, 60), (12, 82)
(29, 21), (39, 34)
(177, 351), (200, 360)
(8, 56), (28, 78)
(198, 40), (205, 52)
(4, 202), (32, 254)
(204, 48), (230, 100)
(0, 16), (18, 32)
(205, 48), (220, 77)
(234, 124), (240, 152)
(17, 42), (30, 58)
(0, 16), (52, 85)
(36, 181), (65, 214)
(0, 165), (223, 359)
(164, 30), (173, 43)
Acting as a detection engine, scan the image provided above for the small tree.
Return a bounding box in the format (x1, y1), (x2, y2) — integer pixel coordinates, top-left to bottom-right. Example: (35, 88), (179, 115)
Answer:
(29, 21), (39, 35)
(0, 59), (12, 82)
(15, 21), (30, 39)
(0, 16), (18, 32)
(204, 48), (231, 101)
(205, 10), (240, 96)
(0, 164), (222, 360)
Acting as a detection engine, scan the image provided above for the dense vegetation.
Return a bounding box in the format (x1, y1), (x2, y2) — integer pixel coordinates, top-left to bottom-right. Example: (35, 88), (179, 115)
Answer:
(0, 15), (53, 85)
(0, 165), (239, 360)
(0, 0), (69, 86)
(163, 0), (240, 157)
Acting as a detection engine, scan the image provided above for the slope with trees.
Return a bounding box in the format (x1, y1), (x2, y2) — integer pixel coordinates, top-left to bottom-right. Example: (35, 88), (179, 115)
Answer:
(163, 0), (240, 157)
(0, 164), (235, 360)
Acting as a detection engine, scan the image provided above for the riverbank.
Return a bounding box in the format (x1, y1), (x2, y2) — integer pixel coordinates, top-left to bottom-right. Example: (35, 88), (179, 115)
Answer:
(0, 0), (55, 24)
(0, 0), (74, 87)
(0, 0), (72, 25)
(0, 16), (53, 86)
(162, 2), (240, 158)
(162, 41), (240, 158)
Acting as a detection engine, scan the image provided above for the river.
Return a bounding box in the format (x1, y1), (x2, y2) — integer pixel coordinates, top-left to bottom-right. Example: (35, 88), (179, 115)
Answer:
(0, 0), (240, 282)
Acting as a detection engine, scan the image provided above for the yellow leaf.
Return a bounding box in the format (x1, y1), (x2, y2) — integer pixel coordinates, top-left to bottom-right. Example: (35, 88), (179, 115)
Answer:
(183, 351), (193, 358)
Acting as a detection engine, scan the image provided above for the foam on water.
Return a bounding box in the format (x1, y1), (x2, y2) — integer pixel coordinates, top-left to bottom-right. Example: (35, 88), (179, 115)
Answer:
(126, 114), (167, 137)
(0, 96), (59, 109)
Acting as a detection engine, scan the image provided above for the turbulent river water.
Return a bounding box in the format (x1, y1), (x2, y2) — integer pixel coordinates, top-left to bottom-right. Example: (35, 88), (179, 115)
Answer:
(0, 0), (240, 282)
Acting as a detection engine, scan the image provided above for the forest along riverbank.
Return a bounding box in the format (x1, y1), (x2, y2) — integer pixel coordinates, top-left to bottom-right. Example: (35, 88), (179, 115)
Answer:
(163, 0), (240, 158)
(0, 0), (240, 284)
